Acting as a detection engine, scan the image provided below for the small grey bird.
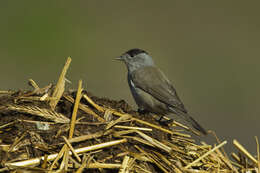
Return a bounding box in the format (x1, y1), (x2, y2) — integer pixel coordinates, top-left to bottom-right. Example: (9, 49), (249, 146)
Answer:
(116, 48), (207, 135)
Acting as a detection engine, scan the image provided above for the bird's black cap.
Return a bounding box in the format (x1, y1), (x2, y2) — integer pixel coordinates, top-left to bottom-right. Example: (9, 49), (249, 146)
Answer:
(126, 48), (148, 57)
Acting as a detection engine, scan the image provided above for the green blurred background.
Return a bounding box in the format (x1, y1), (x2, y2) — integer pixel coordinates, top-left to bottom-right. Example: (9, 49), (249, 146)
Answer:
(0, 1), (259, 153)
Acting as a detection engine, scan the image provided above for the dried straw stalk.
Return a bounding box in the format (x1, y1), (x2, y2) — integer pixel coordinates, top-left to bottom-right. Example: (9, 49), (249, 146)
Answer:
(49, 57), (71, 110)
(233, 139), (258, 164)
(5, 104), (69, 123)
(5, 139), (127, 168)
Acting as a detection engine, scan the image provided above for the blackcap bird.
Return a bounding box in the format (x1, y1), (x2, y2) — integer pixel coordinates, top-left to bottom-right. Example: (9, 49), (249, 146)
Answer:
(116, 48), (207, 135)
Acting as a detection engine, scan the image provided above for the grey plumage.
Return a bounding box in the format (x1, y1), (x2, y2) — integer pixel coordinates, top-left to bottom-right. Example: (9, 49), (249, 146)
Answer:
(117, 48), (207, 135)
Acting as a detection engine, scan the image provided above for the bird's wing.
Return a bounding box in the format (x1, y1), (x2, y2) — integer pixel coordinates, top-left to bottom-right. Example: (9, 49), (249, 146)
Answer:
(130, 66), (187, 113)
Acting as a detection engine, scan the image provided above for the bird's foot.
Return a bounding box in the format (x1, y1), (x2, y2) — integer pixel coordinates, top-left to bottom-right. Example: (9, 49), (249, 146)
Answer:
(158, 116), (173, 126)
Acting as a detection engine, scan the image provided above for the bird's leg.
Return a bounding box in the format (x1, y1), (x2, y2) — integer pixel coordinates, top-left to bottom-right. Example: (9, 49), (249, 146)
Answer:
(137, 109), (153, 120)
(158, 115), (164, 121)
(137, 108), (149, 114)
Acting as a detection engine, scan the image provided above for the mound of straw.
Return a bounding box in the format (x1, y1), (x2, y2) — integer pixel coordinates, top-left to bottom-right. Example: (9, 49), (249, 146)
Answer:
(0, 57), (259, 172)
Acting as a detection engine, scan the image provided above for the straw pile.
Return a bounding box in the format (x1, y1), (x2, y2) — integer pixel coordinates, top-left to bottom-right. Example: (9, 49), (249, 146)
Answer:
(0, 57), (259, 172)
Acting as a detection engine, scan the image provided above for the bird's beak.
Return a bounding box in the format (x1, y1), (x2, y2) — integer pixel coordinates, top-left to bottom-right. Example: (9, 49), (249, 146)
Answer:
(114, 56), (123, 61)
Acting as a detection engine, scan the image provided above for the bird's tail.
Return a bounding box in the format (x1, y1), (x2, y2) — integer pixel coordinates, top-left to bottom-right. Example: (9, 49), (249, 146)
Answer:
(169, 108), (207, 135)
(185, 114), (207, 135)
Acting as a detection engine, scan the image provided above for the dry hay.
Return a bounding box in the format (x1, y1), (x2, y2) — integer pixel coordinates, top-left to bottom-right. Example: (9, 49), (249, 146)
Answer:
(0, 57), (259, 173)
